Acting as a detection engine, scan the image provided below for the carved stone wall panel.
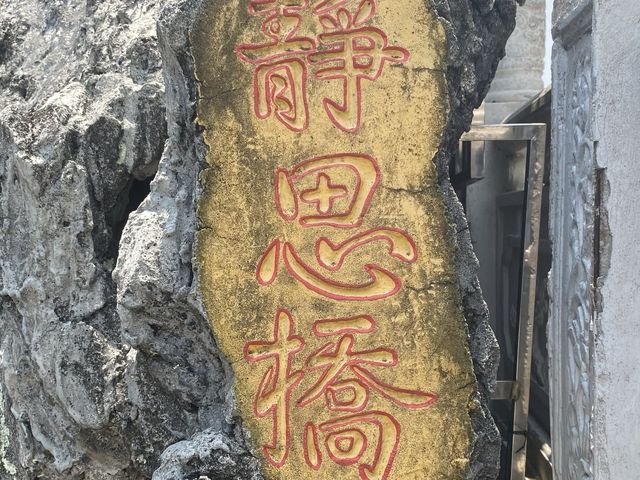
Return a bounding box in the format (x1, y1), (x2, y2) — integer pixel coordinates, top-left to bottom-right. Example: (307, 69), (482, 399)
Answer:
(549, 2), (594, 478)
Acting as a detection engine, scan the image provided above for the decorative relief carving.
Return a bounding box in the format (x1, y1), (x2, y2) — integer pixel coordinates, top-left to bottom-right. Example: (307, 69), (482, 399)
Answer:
(550, 25), (594, 479)
(564, 47), (594, 480)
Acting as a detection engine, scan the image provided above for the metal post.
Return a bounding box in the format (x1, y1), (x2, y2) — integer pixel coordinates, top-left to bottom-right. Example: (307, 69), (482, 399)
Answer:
(460, 124), (547, 480)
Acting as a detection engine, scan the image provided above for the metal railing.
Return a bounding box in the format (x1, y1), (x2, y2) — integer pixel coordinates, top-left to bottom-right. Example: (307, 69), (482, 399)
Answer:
(460, 124), (548, 480)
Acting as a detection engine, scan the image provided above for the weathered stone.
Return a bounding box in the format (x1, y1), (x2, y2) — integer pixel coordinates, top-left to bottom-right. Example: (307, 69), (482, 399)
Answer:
(0, 0), (520, 478)
(152, 430), (262, 480)
(192, 1), (517, 479)
(0, 0), (245, 478)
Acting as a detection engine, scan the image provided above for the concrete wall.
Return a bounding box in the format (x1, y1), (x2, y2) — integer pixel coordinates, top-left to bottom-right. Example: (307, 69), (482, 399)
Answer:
(550, 0), (640, 477)
(591, 1), (640, 477)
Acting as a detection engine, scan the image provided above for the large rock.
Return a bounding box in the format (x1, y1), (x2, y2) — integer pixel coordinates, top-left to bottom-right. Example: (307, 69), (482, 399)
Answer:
(0, 0), (521, 478)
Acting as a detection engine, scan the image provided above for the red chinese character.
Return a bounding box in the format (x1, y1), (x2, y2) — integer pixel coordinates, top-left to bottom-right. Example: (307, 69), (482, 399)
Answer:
(303, 412), (401, 480)
(256, 153), (419, 300)
(237, 0), (408, 132)
(243, 309), (305, 467)
(297, 316), (437, 409)
(309, 6), (409, 132)
(237, 1), (315, 131)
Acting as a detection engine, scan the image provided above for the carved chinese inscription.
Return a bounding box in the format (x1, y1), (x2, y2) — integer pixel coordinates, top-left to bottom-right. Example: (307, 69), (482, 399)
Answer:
(195, 0), (480, 478)
(257, 154), (417, 301)
(236, 0), (408, 133)
(247, 154), (437, 477)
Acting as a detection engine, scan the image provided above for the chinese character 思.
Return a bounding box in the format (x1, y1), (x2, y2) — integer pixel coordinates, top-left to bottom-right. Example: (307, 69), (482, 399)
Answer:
(256, 153), (418, 301)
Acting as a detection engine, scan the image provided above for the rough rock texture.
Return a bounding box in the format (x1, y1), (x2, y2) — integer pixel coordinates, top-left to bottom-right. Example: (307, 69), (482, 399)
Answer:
(151, 430), (261, 480)
(0, 0), (251, 478)
(0, 0), (520, 478)
(432, 1), (524, 477)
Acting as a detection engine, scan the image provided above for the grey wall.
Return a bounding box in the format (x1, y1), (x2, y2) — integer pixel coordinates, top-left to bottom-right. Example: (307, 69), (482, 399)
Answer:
(591, 1), (640, 477)
(550, 0), (640, 478)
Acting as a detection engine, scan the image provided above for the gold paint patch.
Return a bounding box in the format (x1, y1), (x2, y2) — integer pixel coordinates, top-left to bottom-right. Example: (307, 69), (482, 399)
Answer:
(193, 1), (477, 478)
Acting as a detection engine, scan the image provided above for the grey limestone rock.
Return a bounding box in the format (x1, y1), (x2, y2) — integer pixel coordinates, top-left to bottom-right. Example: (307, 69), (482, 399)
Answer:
(151, 430), (262, 480)
(0, 0), (521, 478)
(432, 1), (523, 477)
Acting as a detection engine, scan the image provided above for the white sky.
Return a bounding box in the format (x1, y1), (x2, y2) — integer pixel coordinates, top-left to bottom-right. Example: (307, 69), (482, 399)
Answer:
(544, 0), (553, 85)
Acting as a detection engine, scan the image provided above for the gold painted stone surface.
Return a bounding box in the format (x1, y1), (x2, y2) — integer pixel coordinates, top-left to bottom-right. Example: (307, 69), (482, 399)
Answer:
(194, 1), (478, 478)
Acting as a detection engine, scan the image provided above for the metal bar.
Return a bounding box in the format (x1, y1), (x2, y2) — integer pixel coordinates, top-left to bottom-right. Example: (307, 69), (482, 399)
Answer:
(510, 125), (546, 480)
(493, 380), (519, 401)
(461, 124), (547, 480)
(461, 124), (546, 142)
